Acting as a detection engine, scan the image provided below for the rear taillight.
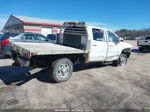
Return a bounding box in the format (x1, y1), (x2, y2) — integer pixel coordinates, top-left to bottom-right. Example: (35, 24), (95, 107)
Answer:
(1, 40), (9, 46)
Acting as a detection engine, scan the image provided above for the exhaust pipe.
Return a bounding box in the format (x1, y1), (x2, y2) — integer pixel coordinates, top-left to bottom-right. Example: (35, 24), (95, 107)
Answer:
(26, 68), (46, 76)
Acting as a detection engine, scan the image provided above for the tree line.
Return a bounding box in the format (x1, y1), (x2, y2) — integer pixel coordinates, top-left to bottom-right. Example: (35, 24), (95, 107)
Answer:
(115, 28), (150, 39)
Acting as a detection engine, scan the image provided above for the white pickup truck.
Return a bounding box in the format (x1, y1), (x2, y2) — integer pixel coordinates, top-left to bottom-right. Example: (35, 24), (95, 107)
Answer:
(137, 36), (150, 51)
(8, 22), (132, 82)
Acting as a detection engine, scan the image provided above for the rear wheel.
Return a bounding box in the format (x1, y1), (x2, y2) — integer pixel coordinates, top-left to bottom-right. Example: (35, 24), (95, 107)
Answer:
(49, 58), (73, 82)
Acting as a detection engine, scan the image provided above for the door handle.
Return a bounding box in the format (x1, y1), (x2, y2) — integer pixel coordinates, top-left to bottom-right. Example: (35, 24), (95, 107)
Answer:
(93, 44), (97, 46)
(109, 45), (113, 47)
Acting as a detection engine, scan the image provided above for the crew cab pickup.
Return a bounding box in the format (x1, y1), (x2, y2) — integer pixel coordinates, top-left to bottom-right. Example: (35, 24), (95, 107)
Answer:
(8, 22), (132, 82)
(137, 36), (150, 51)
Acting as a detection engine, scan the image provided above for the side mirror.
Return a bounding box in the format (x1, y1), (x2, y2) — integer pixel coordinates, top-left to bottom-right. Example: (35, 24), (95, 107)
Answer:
(118, 37), (124, 42)
(45, 39), (49, 41)
(47, 34), (57, 40)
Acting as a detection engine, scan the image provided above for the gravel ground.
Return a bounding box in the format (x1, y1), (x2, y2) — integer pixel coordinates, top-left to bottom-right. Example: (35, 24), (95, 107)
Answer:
(0, 40), (150, 110)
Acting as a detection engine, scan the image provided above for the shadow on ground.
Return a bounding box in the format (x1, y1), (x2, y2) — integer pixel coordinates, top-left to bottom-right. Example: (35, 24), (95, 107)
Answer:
(74, 62), (108, 72)
(0, 63), (109, 86)
(131, 49), (150, 53)
(0, 66), (55, 86)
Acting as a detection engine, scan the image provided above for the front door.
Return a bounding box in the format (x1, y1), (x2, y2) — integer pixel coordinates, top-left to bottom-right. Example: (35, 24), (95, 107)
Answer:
(88, 28), (108, 62)
(106, 31), (119, 61)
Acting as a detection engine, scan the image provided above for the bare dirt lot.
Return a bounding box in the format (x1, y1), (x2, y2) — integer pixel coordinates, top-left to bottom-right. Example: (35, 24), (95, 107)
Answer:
(0, 40), (150, 110)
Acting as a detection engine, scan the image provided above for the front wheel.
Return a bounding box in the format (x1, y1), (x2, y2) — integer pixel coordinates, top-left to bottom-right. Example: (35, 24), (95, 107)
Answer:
(113, 53), (128, 66)
(49, 58), (73, 83)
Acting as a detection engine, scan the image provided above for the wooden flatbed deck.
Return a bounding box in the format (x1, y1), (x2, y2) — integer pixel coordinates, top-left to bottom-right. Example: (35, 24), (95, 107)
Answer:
(11, 42), (85, 55)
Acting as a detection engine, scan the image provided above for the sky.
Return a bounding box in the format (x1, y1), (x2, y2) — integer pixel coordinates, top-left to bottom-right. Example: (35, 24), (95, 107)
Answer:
(0, 0), (150, 31)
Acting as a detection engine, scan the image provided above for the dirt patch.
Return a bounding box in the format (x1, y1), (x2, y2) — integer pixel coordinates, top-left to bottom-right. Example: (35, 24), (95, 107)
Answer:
(6, 99), (19, 105)
(0, 85), (15, 92)
(0, 82), (4, 87)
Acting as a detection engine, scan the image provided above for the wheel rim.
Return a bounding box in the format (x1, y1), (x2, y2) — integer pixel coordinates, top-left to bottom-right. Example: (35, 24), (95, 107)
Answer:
(120, 55), (127, 66)
(57, 63), (70, 79)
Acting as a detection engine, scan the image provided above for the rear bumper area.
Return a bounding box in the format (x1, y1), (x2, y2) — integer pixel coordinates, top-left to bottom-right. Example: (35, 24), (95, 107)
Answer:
(1, 50), (11, 56)
(11, 50), (30, 67)
(17, 56), (30, 67)
(0, 48), (11, 56)
(12, 56), (30, 67)
(0, 46), (11, 56)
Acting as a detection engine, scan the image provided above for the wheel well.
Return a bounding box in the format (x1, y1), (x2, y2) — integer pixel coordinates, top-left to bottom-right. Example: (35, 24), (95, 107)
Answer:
(121, 48), (131, 58)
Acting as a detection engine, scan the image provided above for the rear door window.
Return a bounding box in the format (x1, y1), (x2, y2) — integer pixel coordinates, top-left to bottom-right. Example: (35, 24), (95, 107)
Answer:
(92, 28), (105, 41)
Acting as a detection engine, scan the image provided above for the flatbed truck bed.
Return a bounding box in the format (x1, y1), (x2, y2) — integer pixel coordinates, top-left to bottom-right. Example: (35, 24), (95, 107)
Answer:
(10, 42), (85, 57)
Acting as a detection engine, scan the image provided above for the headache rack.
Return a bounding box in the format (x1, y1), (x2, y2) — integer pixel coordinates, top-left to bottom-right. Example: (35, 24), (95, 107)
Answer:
(64, 27), (87, 35)
(63, 22), (88, 49)
(63, 22), (87, 35)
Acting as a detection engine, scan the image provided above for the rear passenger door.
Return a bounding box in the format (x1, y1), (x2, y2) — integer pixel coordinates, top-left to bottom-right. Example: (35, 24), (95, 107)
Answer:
(89, 28), (108, 62)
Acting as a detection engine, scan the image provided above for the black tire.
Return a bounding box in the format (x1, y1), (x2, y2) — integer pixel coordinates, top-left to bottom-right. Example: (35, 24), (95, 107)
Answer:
(12, 61), (20, 66)
(112, 60), (118, 66)
(139, 47), (144, 52)
(113, 53), (128, 66)
(49, 58), (73, 83)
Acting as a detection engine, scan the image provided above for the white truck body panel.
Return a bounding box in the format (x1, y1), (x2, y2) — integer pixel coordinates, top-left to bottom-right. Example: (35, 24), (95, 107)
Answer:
(106, 40), (132, 61)
(87, 26), (108, 62)
(138, 40), (150, 46)
(86, 26), (132, 62)
(137, 37), (150, 51)
(108, 42), (132, 60)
